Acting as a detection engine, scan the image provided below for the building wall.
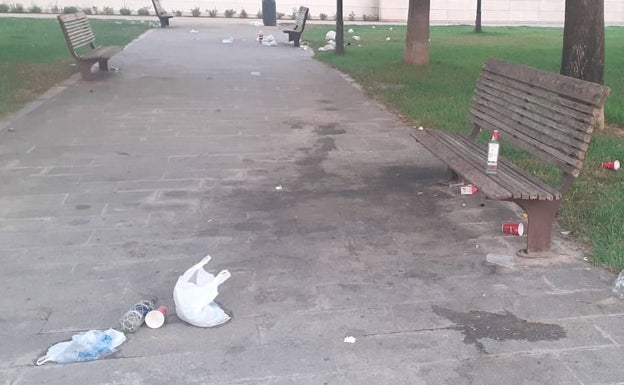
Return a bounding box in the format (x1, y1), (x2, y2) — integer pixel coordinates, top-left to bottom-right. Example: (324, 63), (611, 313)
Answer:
(33, 0), (624, 24)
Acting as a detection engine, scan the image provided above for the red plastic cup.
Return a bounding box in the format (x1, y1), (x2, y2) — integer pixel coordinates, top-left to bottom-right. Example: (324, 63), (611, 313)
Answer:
(145, 306), (167, 329)
(602, 160), (620, 170)
(502, 222), (524, 236)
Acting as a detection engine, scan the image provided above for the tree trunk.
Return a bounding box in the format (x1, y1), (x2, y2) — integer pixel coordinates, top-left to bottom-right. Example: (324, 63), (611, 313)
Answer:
(335, 0), (344, 54)
(475, 0), (482, 33)
(561, 0), (604, 84)
(404, 0), (430, 65)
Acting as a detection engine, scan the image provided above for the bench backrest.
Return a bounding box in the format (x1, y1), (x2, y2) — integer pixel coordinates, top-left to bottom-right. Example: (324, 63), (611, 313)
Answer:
(470, 58), (610, 177)
(151, 0), (167, 16)
(57, 12), (95, 58)
(292, 6), (309, 31)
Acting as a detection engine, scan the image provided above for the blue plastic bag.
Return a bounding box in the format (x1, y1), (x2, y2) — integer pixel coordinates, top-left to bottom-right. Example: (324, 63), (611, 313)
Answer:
(36, 329), (126, 365)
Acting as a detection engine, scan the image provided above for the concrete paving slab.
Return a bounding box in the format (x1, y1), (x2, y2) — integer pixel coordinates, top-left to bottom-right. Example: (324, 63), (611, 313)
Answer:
(1, 17), (623, 385)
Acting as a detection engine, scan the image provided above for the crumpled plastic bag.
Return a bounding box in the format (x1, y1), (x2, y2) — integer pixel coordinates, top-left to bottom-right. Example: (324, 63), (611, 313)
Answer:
(325, 30), (336, 40)
(173, 255), (231, 327)
(36, 329), (126, 365)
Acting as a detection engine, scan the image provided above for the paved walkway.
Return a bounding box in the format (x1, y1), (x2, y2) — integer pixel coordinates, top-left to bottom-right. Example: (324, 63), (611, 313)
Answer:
(1, 19), (623, 385)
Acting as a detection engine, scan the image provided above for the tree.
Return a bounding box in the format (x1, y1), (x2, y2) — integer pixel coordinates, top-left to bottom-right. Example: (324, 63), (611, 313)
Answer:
(335, 0), (344, 54)
(475, 0), (482, 33)
(561, 0), (605, 84)
(404, 0), (430, 65)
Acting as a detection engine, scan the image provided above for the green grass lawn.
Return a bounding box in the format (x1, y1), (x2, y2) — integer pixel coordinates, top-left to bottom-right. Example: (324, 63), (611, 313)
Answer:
(307, 25), (624, 270)
(0, 17), (149, 116)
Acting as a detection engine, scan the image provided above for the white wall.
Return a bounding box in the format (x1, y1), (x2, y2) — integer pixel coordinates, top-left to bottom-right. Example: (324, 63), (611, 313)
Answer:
(26, 0), (624, 24)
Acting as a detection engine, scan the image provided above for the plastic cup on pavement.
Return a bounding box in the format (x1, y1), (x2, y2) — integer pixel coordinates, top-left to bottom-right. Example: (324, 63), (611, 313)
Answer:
(145, 306), (168, 329)
(501, 222), (524, 236)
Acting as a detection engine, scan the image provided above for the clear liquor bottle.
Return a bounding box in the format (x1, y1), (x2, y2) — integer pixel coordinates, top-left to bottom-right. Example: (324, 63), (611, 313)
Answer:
(486, 130), (500, 174)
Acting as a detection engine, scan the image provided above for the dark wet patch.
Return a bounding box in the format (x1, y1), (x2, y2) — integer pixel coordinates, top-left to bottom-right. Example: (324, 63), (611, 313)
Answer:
(323, 107), (340, 111)
(314, 123), (346, 135)
(164, 190), (187, 198)
(378, 165), (442, 193)
(75, 204), (91, 210)
(432, 306), (566, 353)
(115, 152), (130, 156)
(225, 345), (245, 355)
(318, 99), (333, 104)
(68, 218), (90, 225)
(233, 222), (270, 231)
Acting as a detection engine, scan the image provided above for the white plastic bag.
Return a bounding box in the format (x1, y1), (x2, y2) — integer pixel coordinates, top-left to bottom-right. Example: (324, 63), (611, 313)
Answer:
(174, 255), (231, 327)
(36, 329), (126, 365)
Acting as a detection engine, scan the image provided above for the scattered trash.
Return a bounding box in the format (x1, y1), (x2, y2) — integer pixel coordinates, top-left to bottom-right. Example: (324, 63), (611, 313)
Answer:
(190, 29), (199, 33)
(344, 336), (357, 343)
(250, 21), (263, 26)
(36, 329), (126, 365)
(347, 28), (354, 33)
(501, 222), (524, 236)
(386, 37), (391, 41)
(261, 34), (278, 46)
(115, 21), (122, 24)
(222, 37), (233, 43)
(583, 256), (589, 262)
(560, 230), (571, 235)
(352, 35), (361, 41)
(602, 160), (620, 170)
(119, 298), (157, 333)
(372, 26), (376, 29)
(174, 255), (231, 328)
(275, 185), (283, 191)
(325, 30), (336, 40)
(389, 27), (394, 30)
(417, 126), (424, 131)
(257, 31), (263, 43)
(251, 71), (261, 76)
(317, 40), (336, 52)
(486, 253), (515, 268)
(460, 184), (478, 195)
(357, 44), (362, 47)
(145, 306), (168, 329)
(7, 127), (15, 132)
(521, 213), (528, 218)
(613, 270), (624, 299)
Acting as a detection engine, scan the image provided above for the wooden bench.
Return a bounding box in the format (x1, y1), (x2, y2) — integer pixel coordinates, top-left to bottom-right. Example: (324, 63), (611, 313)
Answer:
(411, 58), (610, 256)
(57, 12), (122, 80)
(279, 6), (309, 47)
(151, 0), (173, 27)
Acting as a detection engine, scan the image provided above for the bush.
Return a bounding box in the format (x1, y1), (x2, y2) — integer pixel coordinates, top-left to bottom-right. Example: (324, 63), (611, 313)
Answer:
(348, 11), (355, 21)
(62, 6), (79, 14)
(191, 6), (200, 16)
(207, 8), (217, 17)
(319, 13), (327, 20)
(256, 9), (261, 19)
(174, 9), (182, 16)
(0, 3), (8, 12)
(119, 7), (131, 15)
(82, 6), (92, 14)
(276, 12), (284, 19)
(224, 8), (235, 18)
(28, 4), (41, 13)
(102, 6), (114, 14)
(362, 14), (379, 21)
(137, 7), (149, 15)
(290, 7), (297, 19)
(90, 6), (99, 14)
(10, 3), (24, 13)
(239, 8), (247, 18)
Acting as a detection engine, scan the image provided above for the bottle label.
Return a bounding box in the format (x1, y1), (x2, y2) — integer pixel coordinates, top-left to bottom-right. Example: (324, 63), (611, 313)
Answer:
(487, 142), (499, 164)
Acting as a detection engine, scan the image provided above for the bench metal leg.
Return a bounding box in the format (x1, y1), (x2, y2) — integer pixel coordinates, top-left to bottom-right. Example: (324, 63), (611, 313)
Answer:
(513, 199), (561, 255)
(78, 61), (95, 80)
(98, 59), (109, 72)
(159, 17), (169, 27)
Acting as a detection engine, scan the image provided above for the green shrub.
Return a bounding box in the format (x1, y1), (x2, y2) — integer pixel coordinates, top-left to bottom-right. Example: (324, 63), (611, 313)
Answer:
(256, 9), (261, 19)
(28, 4), (41, 13)
(224, 8), (236, 18)
(289, 7), (297, 19)
(191, 6), (200, 16)
(362, 14), (379, 21)
(319, 13), (327, 20)
(10, 3), (24, 13)
(0, 3), (8, 12)
(137, 7), (149, 15)
(82, 6), (92, 14)
(174, 9), (182, 16)
(62, 5), (78, 14)
(119, 7), (131, 15)
(239, 8), (247, 18)
(348, 11), (355, 21)
(90, 6), (99, 14)
(50, 4), (59, 13)
(102, 6), (114, 14)
(207, 8), (217, 17)
(276, 12), (284, 19)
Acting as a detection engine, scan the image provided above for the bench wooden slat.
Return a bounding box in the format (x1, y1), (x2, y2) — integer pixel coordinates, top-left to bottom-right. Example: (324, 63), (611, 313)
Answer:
(280, 6), (309, 47)
(474, 80), (594, 144)
(484, 58), (610, 107)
